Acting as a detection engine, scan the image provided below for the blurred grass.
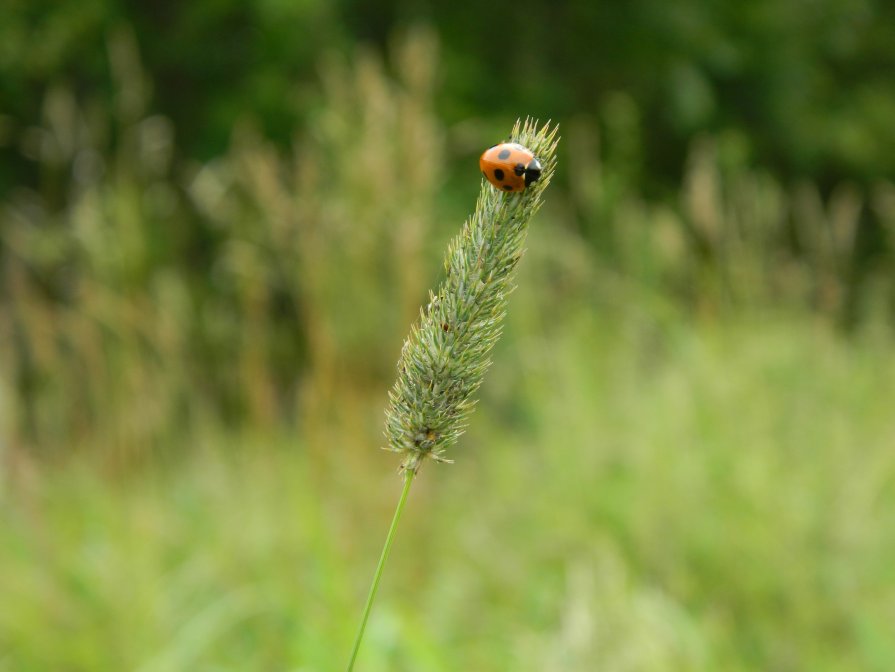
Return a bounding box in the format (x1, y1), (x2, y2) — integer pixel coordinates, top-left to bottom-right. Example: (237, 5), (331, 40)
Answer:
(2, 28), (895, 672)
(3, 305), (895, 671)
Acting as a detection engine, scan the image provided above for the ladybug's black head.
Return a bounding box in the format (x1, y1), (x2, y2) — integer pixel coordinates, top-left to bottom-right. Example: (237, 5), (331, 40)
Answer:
(524, 158), (542, 187)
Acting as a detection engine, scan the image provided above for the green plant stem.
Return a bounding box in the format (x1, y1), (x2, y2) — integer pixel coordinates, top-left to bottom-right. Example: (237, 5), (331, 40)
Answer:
(346, 470), (415, 671)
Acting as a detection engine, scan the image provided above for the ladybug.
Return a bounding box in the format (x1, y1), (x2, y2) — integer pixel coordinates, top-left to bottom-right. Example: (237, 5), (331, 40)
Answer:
(480, 143), (542, 193)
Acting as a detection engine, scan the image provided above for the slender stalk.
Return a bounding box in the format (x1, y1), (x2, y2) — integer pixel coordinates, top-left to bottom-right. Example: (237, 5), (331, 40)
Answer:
(346, 470), (415, 671)
(346, 120), (557, 668)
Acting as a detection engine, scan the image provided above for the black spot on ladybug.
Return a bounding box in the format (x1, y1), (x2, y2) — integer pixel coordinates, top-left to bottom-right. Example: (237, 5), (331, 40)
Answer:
(494, 168), (505, 181)
(514, 163), (525, 176)
(503, 184), (513, 191)
(498, 148), (511, 160)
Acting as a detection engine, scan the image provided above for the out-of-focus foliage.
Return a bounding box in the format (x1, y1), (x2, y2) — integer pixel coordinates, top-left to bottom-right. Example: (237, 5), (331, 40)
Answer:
(427, 0), (895, 183)
(0, 0), (340, 170)
(2, 8), (895, 672)
(2, 27), (895, 460)
(0, 28), (444, 461)
(1, 0), (894, 194)
(3, 313), (895, 670)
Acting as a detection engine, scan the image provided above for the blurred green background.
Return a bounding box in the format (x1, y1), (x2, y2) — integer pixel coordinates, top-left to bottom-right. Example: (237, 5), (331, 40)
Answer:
(2, 2), (895, 670)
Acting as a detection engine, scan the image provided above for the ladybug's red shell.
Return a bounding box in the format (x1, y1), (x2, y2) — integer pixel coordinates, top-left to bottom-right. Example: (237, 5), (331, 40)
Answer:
(480, 143), (543, 193)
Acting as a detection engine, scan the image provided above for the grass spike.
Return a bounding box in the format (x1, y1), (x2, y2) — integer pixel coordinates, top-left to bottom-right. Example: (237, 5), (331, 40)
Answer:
(347, 119), (557, 670)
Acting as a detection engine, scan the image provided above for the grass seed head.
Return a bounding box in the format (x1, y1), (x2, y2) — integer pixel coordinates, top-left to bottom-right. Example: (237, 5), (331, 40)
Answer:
(384, 118), (559, 473)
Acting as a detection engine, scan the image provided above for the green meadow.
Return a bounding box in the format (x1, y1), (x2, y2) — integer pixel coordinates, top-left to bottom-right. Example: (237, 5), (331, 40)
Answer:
(5, 305), (895, 670)
(3, 11), (895, 672)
